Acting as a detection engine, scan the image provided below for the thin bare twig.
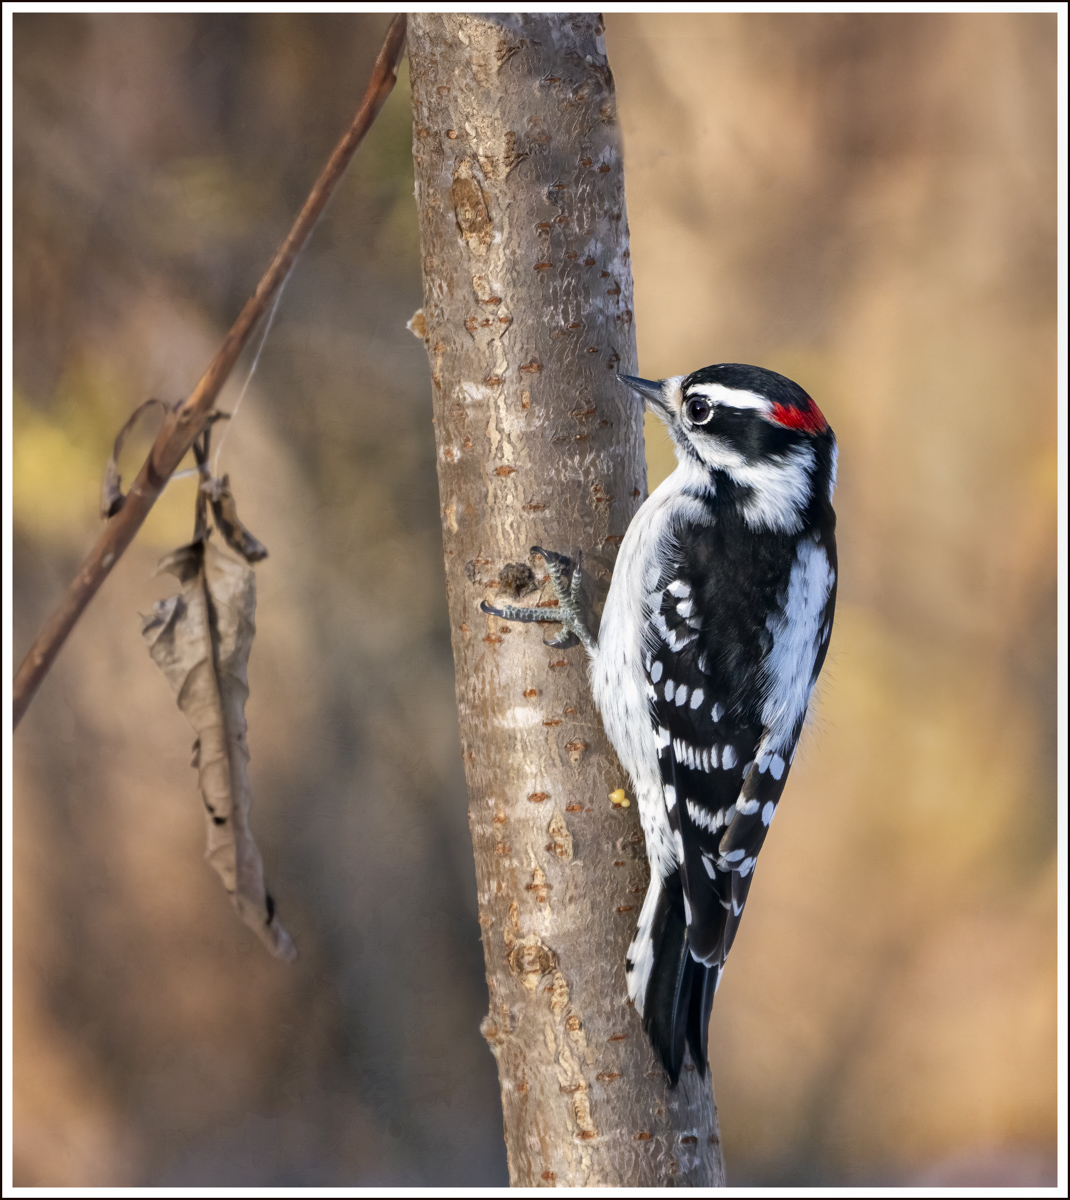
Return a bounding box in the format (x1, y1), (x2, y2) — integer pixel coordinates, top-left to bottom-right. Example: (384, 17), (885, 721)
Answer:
(13, 14), (407, 730)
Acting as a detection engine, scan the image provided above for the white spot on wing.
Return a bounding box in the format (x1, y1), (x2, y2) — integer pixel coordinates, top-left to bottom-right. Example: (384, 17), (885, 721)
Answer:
(761, 801), (776, 826)
(690, 687), (704, 709)
(664, 679), (675, 702)
(650, 660), (663, 683)
(667, 579), (691, 598)
(711, 702), (724, 722)
(675, 683), (689, 706)
(687, 799), (723, 834)
(722, 744), (738, 769)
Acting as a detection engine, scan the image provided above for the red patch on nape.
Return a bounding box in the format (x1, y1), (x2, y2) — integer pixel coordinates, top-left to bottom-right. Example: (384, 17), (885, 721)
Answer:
(770, 396), (827, 434)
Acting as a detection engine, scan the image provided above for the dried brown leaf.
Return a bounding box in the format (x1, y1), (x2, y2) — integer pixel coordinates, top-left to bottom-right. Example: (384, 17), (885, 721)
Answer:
(101, 398), (166, 518)
(209, 474), (269, 563)
(141, 539), (294, 960)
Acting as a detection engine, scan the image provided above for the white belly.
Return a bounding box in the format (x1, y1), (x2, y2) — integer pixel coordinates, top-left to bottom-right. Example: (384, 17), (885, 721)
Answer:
(590, 466), (711, 878)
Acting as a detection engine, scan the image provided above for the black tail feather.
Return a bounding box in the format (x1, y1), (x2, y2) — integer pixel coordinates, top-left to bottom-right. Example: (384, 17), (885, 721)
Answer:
(642, 872), (716, 1086)
(686, 955), (717, 1076)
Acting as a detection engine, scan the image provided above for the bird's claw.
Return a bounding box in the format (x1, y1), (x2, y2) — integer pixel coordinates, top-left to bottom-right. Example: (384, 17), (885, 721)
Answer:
(478, 546), (596, 654)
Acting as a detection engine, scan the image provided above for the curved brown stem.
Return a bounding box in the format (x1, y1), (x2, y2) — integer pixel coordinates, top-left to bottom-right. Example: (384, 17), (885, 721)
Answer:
(12, 14), (407, 730)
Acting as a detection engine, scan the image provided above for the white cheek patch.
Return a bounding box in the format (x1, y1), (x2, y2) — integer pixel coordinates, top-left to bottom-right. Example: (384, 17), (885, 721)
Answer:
(735, 442), (816, 533)
(691, 439), (816, 534)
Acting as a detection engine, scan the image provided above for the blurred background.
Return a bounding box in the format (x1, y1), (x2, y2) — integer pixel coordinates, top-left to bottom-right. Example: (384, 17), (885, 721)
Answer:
(10, 12), (1057, 1187)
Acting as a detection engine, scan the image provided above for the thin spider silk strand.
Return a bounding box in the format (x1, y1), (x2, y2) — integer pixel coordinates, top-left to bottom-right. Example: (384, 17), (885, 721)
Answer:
(211, 276), (287, 475)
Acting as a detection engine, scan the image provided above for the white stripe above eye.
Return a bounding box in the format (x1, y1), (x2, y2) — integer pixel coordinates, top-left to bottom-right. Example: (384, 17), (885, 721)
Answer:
(686, 382), (772, 414)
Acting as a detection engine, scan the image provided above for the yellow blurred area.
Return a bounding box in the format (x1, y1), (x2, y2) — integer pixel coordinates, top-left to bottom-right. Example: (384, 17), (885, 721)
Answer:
(11, 11), (1057, 1188)
(13, 389), (199, 550)
(12, 393), (100, 543)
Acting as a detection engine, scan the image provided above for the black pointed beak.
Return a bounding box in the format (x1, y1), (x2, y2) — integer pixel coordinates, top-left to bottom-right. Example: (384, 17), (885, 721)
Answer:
(617, 374), (670, 415)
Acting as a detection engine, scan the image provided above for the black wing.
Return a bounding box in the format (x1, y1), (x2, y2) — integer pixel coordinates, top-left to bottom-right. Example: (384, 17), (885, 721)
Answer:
(647, 572), (769, 972)
(642, 523), (836, 1077)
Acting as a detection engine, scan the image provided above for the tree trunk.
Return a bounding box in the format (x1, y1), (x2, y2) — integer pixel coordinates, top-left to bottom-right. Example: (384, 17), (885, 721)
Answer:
(407, 14), (725, 1187)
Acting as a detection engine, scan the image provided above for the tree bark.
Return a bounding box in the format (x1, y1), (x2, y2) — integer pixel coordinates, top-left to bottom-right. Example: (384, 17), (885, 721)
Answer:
(408, 14), (725, 1187)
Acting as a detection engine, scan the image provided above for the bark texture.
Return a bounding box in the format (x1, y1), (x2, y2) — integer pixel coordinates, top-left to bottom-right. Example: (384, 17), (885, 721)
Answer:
(408, 14), (725, 1186)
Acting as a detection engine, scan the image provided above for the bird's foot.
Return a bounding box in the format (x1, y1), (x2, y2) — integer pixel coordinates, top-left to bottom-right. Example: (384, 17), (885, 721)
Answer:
(480, 545), (596, 653)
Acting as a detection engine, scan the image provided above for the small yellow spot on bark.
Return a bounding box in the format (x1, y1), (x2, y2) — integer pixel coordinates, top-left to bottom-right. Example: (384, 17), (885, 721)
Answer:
(609, 789), (630, 808)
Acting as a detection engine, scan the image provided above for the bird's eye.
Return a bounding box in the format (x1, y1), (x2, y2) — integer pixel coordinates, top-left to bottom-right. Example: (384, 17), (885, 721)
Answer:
(685, 397), (712, 425)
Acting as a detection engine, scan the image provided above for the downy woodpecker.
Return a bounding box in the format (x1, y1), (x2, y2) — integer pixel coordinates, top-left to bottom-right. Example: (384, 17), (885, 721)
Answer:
(483, 364), (838, 1084)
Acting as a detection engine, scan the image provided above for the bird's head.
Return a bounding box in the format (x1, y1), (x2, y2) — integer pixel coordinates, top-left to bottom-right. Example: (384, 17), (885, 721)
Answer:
(619, 363), (837, 532)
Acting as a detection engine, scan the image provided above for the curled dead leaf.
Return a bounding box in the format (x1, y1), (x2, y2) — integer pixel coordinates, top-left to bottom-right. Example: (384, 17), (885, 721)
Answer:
(101, 398), (167, 518)
(207, 474), (268, 563)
